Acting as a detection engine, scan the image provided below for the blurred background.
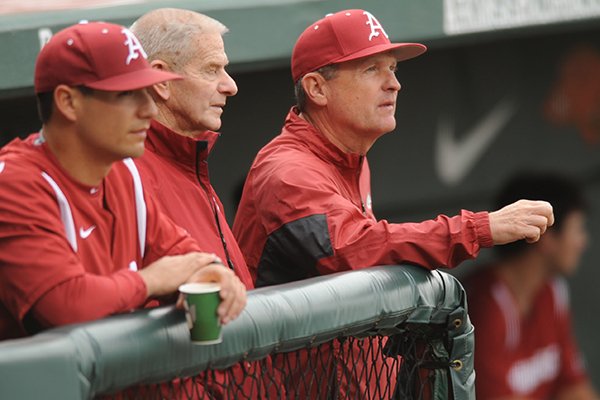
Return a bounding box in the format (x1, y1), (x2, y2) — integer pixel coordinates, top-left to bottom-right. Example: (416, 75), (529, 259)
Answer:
(1, 0), (599, 386)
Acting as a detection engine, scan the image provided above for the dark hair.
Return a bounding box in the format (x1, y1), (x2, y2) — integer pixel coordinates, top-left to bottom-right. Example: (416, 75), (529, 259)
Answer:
(494, 171), (587, 258)
(36, 91), (54, 124)
(36, 86), (95, 124)
(294, 64), (339, 113)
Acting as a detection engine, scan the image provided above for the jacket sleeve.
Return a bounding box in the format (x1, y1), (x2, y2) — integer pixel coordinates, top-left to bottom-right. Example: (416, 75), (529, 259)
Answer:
(465, 276), (515, 398)
(0, 173), (148, 333)
(252, 161), (493, 277)
(553, 279), (589, 390)
(29, 270), (148, 328)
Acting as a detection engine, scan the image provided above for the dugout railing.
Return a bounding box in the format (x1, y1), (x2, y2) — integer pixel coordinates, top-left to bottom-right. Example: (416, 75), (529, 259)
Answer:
(0, 265), (475, 399)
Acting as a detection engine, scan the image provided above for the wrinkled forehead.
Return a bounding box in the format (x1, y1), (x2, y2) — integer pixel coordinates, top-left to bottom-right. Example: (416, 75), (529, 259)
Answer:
(185, 32), (228, 67)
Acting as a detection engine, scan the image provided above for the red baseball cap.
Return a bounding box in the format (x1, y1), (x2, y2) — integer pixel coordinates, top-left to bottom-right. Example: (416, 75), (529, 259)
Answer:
(34, 21), (181, 94)
(291, 9), (427, 82)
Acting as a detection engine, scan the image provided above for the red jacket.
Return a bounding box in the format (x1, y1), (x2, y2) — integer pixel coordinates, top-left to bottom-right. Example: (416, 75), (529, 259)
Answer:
(135, 120), (254, 289)
(135, 122), (283, 399)
(233, 107), (494, 287)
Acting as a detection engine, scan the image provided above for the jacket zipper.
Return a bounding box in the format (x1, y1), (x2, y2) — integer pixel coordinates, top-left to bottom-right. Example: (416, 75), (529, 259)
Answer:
(357, 155), (366, 215)
(195, 142), (235, 271)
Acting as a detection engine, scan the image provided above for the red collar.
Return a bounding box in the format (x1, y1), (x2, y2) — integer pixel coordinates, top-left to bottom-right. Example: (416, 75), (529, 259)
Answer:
(283, 107), (364, 170)
(145, 120), (220, 166)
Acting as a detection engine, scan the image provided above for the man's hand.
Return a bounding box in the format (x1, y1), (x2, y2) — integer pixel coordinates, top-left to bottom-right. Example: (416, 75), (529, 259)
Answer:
(185, 264), (247, 325)
(138, 252), (220, 298)
(139, 252), (247, 324)
(489, 199), (554, 245)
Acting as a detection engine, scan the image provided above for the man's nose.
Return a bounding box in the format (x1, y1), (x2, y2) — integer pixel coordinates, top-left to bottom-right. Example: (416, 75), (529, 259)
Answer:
(220, 72), (238, 96)
(139, 88), (158, 118)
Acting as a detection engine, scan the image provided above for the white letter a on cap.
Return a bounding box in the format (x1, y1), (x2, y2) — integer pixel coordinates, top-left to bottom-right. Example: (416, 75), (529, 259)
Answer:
(363, 11), (389, 41)
(121, 28), (148, 65)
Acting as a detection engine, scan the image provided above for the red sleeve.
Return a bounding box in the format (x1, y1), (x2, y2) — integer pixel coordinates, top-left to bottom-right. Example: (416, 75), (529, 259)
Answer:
(465, 276), (515, 398)
(554, 283), (589, 390)
(253, 162), (492, 274)
(0, 169), (148, 332)
(556, 316), (589, 389)
(31, 270), (147, 327)
(321, 207), (491, 273)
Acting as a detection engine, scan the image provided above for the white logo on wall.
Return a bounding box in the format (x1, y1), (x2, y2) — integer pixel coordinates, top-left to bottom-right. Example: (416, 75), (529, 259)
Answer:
(435, 97), (516, 186)
(444, 0), (600, 35)
(121, 28), (147, 65)
(363, 11), (389, 41)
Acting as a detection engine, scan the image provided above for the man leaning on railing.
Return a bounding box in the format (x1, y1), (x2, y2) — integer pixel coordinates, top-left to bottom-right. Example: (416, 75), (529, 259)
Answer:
(232, 8), (554, 400)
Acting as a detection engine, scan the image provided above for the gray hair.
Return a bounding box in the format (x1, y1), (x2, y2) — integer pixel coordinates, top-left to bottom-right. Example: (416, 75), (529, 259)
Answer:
(130, 8), (227, 71)
(294, 64), (339, 113)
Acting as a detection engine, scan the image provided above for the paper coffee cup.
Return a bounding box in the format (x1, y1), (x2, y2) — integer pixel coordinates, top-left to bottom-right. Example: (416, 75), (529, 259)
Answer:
(179, 282), (222, 345)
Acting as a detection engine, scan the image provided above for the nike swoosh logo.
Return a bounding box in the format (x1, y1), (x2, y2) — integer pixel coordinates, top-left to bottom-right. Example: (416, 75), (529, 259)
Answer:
(435, 98), (516, 185)
(0, 161), (5, 174)
(79, 225), (96, 239)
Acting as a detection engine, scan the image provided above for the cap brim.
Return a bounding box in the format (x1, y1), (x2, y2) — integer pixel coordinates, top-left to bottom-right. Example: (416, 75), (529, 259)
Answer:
(85, 69), (182, 91)
(334, 42), (427, 65)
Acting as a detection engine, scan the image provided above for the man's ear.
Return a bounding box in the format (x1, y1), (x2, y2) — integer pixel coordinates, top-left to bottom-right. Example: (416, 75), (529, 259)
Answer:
(301, 72), (329, 107)
(149, 59), (173, 101)
(53, 85), (79, 122)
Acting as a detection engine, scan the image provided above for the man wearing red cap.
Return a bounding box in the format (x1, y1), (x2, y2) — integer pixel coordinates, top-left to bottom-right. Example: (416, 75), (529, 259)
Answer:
(234, 8), (553, 286)
(232, 9), (554, 396)
(0, 21), (246, 341)
(233, 10), (553, 397)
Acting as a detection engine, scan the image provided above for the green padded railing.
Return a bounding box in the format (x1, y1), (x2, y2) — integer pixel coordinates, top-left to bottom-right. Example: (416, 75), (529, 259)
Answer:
(0, 265), (474, 399)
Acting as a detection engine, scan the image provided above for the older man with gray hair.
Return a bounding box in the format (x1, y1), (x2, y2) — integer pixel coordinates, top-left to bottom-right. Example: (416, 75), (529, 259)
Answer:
(130, 8), (281, 398)
(131, 9), (253, 294)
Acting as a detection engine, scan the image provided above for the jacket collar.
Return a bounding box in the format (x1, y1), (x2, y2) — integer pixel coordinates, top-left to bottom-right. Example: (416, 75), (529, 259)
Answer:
(145, 119), (220, 165)
(284, 107), (363, 169)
